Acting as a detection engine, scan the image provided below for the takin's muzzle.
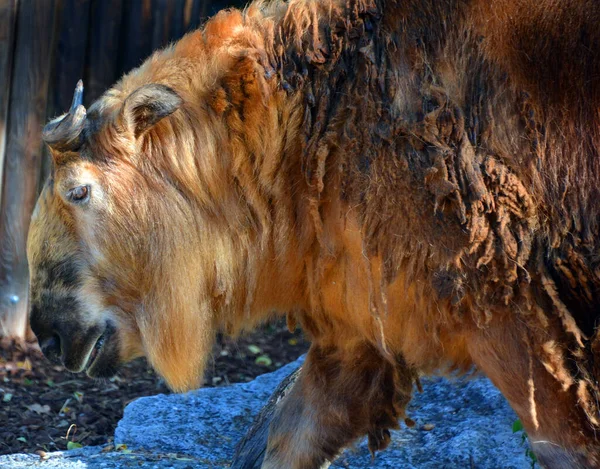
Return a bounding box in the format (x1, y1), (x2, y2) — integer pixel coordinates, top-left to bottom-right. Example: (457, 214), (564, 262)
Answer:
(30, 298), (120, 378)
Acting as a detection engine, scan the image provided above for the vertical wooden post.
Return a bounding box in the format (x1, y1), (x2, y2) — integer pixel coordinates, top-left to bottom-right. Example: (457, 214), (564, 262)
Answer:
(0, 0), (18, 213)
(0, 0), (57, 338)
(169, 0), (186, 42)
(203, 0), (238, 19)
(46, 0), (92, 123)
(185, 0), (204, 32)
(85, 0), (123, 103)
(119, 0), (153, 75)
(151, 0), (174, 50)
(40, 0), (92, 188)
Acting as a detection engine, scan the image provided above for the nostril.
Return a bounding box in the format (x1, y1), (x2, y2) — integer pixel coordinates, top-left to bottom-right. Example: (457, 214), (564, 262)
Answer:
(39, 335), (62, 364)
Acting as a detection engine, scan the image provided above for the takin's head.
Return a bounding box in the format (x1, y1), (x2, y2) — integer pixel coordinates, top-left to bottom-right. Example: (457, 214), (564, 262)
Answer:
(26, 80), (198, 390)
(26, 73), (290, 391)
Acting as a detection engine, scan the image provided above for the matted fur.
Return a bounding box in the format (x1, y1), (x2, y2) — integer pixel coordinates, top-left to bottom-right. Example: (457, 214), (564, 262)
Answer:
(27, 0), (600, 466)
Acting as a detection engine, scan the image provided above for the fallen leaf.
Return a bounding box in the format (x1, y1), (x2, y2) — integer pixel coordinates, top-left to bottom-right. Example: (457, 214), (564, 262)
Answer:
(3, 393), (12, 402)
(255, 355), (272, 366)
(16, 437), (27, 443)
(67, 441), (82, 450)
(57, 419), (70, 428)
(512, 420), (523, 433)
(16, 359), (32, 371)
(26, 404), (51, 415)
(115, 444), (133, 454)
(247, 345), (261, 355)
(59, 398), (71, 414)
(405, 418), (416, 428)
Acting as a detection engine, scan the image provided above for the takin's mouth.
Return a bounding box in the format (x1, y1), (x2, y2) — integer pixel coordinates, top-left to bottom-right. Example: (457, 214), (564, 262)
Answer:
(84, 322), (120, 378)
(84, 332), (106, 370)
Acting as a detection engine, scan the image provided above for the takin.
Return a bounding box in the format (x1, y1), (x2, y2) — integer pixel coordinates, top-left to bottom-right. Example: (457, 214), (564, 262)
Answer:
(26, 0), (600, 467)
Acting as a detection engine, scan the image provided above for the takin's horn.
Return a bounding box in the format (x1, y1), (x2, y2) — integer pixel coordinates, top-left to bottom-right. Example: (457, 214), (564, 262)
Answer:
(42, 80), (86, 152)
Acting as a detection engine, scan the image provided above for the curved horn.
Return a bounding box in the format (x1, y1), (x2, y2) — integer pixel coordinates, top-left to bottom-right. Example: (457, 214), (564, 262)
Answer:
(69, 79), (84, 112)
(42, 80), (86, 152)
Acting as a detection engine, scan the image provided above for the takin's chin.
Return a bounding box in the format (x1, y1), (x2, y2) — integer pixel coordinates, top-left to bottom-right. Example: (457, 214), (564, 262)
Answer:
(27, 0), (600, 467)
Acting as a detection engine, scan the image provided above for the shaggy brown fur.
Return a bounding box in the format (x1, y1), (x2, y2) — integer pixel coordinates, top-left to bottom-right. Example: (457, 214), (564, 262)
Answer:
(27, 0), (600, 467)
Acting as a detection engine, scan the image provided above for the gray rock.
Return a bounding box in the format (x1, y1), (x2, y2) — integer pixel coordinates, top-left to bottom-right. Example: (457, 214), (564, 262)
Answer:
(0, 447), (209, 468)
(0, 357), (531, 468)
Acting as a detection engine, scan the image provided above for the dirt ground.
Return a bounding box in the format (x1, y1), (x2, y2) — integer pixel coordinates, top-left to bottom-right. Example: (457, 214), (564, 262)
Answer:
(0, 321), (308, 455)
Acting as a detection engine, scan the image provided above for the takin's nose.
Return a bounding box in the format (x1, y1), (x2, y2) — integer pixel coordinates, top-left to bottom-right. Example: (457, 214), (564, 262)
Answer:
(38, 335), (62, 364)
(29, 310), (63, 364)
(532, 441), (598, 469)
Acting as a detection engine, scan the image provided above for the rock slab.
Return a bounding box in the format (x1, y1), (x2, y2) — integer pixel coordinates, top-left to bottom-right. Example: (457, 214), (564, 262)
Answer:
(0, 357), (531, 468)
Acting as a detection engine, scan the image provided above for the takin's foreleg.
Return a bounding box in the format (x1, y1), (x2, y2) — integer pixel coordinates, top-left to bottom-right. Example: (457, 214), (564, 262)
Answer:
(237, 342), (416, 469)
(231, 366), (302, 469)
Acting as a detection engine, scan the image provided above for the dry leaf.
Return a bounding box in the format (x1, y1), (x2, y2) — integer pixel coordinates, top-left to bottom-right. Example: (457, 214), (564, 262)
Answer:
(26, 404), (51, 415)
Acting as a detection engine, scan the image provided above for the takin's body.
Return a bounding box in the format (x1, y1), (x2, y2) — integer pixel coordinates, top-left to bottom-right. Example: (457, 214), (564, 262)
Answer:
(26, 0), (600, 467)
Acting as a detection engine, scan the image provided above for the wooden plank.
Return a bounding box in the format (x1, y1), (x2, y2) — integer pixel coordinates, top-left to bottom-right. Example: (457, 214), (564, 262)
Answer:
(185, 0), (204, 31)
(0, 0), (57, 338)
(40, 0), (91, 189)
(204, 0), (239, 19)
(84, 0), (124, 102)
(151, 0), (174, 50)
(118, 0), (153, 74)
(183, 0), (195, 31)
(169, 0), (186, 42)
(47, 0), (92, 115)
(153, 0), (201, 51)
(0, 0), (18, 213)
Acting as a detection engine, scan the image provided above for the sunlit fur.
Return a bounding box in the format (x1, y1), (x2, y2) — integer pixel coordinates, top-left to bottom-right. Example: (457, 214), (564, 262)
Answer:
(28, 0), (600, 466)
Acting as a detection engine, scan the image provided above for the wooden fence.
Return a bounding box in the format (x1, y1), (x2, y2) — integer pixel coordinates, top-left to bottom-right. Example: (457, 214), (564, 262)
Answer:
(0, 0), (242, 338)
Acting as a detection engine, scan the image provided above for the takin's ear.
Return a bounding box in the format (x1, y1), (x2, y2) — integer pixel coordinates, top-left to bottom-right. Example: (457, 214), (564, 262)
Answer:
(120, 84), (182, 138)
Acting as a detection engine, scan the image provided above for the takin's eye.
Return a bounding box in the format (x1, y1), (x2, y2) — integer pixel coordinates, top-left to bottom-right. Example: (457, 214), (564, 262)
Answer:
(66, 185), (90, 204)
